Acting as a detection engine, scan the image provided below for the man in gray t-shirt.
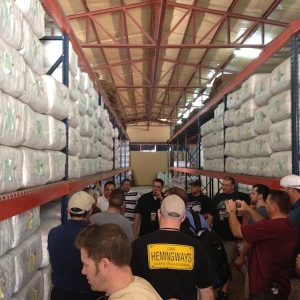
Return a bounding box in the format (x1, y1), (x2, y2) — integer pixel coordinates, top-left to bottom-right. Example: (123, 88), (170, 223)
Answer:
(90, 188), (134, 243)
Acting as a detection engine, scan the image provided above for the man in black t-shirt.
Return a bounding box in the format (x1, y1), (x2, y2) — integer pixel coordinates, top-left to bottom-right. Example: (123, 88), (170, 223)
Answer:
(131, 194), (217, 300)
(187, 180), (211, 219)
(207, 176), (250, 300)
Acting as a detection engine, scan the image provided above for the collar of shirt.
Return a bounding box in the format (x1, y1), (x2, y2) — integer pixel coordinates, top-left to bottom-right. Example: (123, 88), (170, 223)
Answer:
(292, 198), (300, 210)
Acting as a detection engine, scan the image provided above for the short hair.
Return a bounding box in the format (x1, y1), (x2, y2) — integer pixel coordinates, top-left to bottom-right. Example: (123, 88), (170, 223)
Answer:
(104, 181), (116, 188)
(121, 178), (131, 186)
(109, 188), (125, 209)
(268, 190), (291, 214)
(223, 176), (235, 185)
(164, 187), (188, 206)
(153, 178), (164, 187)
(75, 223), (131, 269)
(83, 187), (95, 197)
(253, 184), (270, 201)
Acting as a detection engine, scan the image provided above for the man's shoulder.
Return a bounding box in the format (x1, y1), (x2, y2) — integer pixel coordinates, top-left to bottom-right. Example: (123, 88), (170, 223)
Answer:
(126, 190), (140, 196)
(138, 192), (153, 200)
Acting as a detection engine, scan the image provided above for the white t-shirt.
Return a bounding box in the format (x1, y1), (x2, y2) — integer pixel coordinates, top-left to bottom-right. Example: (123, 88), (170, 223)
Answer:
(97, 195), (109, 211)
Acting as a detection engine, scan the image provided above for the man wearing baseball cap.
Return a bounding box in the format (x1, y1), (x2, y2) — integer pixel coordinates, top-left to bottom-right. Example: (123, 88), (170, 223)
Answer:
(48, 191), (104, 300)
(131, 195), (217, 300)
(280, 175), (300, 300)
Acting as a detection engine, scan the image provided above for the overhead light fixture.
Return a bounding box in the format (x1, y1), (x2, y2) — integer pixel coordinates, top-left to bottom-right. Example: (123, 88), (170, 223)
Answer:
(234, 48), (262, 58)
(159, 118), (167, 122)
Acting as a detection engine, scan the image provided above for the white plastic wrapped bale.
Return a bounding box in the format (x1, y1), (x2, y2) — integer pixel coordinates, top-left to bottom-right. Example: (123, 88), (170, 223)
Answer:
(0, 0), (23, 50)
(254, 157), (273, 177)
(225, 127), (235, 143)
(90, 141), (101, 159)
(83, 114), (94, 138)
(253, 105), (272, 135)
(225, 157), (236, 173)
(10, 207), (40, 249)
(78, 158), (88, 177)
(200, 118), (215, 136)
(203, 148), (211, 160)
(0, 145), (23, 194)
(44, 150), (66, 183)
(214, 130), (224, 146)
(240, 121), (257, 141)
(201, 132), (215, 148)
(7, 233), (42, 293)
(34, 219), (61, 268)
(85, 93), (94, 117)
(40, 201), (61, 221)
(212, 145), (224, 159)
(224, 142), (236, 157)
(242, 158), (256, 175)
(18, 147), (50, 189)
(68, 100), (79, 129)
(78, 136), (90, 158)
(234, 126), (243, 142)
(234, 142), (243, 159)
(254, 134), (274, 157)
(50, 67), (79, 102)
(0, 92), (27, 146)
(212, 159), (224, 172)
(233, 109), (243, 126)
(21, 110), (49, 150)
(254, 75), (273, 106)
(271, 151), (292, 178)
(268, 89), (292, 123)
(76, 68), (84, 92)
(85, 139), (94, 159)
(227, 89), (241, 109)
(10, 270), (44, 300)
(0, 218), (13, 257)
(15, 0), (45, 39)
(18, 66), (48, 114)
(96, 105), (103, 125)
(19, 19), (44, 75)
(41, 75), (70, 120)
(46, 116), (66, 151)
(224, 109), (235, 127)
(270, 57), (296, 95)
(68, 155), (80, 179)
(269, 119), (292, 152)
(214, 102), (224, 119)
(240, 98), (257, 123)
(82, 72), (94, 95)
(240, 140), (255, 158)
(0, 38), (25, 97)
(86, 158), (97, 175)
(239, 74), (269, 103)
(42, 40), (78, 77)
(0, 254), (15, 300)
(39, 265), (51, 300)
(68, 127), (80, 156)
(90, 88), (99, 110)
(77, 115), (86, 137)
(214, 116), (224, 132)
(76, 90), (88, 116)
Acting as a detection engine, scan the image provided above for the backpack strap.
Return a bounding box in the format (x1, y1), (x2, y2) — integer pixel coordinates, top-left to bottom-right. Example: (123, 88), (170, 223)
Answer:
(190, 210), (202, 232)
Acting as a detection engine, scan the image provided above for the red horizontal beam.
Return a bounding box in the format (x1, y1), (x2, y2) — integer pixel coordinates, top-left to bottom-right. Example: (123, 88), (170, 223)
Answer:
(116, 85), (207, 89)
(80, 43), (266, 49)
(169, 168), (280, 189)
(168, 14), (300, 142)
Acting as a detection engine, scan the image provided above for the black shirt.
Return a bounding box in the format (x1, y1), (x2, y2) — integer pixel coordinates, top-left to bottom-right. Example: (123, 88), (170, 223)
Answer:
(187, 193), (211, 215)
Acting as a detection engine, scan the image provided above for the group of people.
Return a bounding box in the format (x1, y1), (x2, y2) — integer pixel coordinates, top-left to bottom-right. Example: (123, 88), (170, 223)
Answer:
(47, 174), (300, 300)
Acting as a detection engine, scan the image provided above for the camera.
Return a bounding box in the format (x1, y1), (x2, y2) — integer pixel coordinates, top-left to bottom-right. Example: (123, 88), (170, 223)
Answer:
(235, 202), (241, 208)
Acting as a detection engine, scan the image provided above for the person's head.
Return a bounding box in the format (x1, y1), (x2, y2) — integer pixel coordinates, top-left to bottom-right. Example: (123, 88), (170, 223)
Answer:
(164, 187), (188, 207)
(265, 190), (291, 217)
(158, 195), (186, 229)
(250, 184), (270, 205)
(75, 223), (131, 292)
(103, 181), (116, 199)
(222, 176), (235, 194)
(189, 180), (202, 196)
(152, 178), (164, 195)
(83, 187), (97, 205)
(68, 191), (94, 219)
(109, 188), (125, 209)
(121, 179), (131, 193)
(280, 175), (300, 204)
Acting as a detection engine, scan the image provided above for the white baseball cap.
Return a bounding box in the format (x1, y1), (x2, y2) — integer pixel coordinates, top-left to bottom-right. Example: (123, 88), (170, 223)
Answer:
(280, 174), (300, 189)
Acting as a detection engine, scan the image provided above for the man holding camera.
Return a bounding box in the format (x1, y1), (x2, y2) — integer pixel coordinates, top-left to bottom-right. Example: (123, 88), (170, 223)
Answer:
(207, 176), (250, 300)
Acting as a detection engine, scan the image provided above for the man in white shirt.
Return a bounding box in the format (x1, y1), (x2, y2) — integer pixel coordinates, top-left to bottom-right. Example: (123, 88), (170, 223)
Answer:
(120, 179), (140, 225)
(96, 180), (116, 211)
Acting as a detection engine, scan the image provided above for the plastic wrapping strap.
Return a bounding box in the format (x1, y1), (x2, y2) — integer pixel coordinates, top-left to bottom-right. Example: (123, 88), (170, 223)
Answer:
(246, 160), (250, 170)
(58, 128), (63, 142)
(0, 277), (5, 298)
(275, 100), (280, 112)
(33, 289), (39, 300)
(276, 70), (283, 82)
(259, 139), (264, 149)
(245, 126), (250, 134)
(72, 107), (78, 119)
(80, 95), (86, 109)
(33, 40), (39, 58)
(27, 211), (33, 229)
(37, 120), (43, 137)
(259, 81), (264, 92)
(278, 161), (283, 172)
(0, 0), (10, 22)
(60, 88), (67, 105)
(3, 158), (12, 181)
(5, 107), (15, 131)
(275, 130), (281, 142)
(246, 143), (250, 152)
(80, 120), (85, 131)
(260, 161), (265, 172)
(29, 253), (35, 272)
(72, 160), (77, 172)
(4, 51), (12, 75)
(33, 0), (39, 16)
(36, 159), (43, 175)
(259, 112), (265, 122)
(35, 78), (42, 96)
(81, 163), (86, 174)
(73, 132), (78, 146)
(56, 158), (62, 172)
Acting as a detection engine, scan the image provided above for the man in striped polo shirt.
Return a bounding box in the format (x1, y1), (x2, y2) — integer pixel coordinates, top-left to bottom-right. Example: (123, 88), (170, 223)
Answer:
(120, 178), (141, 225)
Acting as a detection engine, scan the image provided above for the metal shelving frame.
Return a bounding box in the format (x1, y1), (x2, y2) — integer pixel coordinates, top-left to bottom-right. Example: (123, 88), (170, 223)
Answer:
(168, 15), (300, 192)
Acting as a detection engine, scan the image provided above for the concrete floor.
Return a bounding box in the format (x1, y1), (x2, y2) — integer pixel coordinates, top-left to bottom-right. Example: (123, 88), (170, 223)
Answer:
(133, 186), (248, 299)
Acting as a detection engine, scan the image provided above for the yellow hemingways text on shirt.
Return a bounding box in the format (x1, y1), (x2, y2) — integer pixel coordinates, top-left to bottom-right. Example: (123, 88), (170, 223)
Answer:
(147, 244), (194, 270)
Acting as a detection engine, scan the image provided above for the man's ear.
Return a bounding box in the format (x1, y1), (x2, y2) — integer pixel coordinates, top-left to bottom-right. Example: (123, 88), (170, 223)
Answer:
(180, 215), (186, 223)
(102, 258), (110, 269)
